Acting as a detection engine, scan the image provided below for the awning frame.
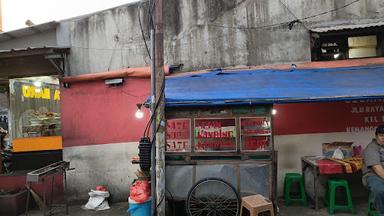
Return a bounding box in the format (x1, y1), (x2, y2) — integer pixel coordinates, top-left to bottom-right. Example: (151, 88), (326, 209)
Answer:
(0, 47), (70, 87)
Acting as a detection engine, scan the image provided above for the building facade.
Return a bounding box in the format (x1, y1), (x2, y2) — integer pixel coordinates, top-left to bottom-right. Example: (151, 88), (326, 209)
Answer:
(0, 0), (384, 201)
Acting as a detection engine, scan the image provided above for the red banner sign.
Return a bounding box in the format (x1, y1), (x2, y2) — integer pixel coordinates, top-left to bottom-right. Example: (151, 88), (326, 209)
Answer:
(240, 117), (271, 151)
(274, 99), (384, 135)
(194, 118), (236, 151)
(166, 119), (191, 152)
(241, 117), (271, 135)
(242, 136), (270, 151)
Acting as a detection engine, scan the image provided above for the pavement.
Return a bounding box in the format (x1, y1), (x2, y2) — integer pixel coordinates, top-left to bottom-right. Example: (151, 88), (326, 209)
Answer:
(21, 197), (369, 216)
(20, 202), (130, 216)
(278, 197), (369, 216)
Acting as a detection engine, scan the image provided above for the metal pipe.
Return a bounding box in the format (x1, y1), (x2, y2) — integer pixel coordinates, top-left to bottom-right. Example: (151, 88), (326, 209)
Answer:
(150, 27), (156, 216)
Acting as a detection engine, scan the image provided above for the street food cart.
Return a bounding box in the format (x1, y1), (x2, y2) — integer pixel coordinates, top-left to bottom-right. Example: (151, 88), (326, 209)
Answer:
(162, 64), (384, 215)
(161, 69), (282, 215)
(165, 105), (277, 215)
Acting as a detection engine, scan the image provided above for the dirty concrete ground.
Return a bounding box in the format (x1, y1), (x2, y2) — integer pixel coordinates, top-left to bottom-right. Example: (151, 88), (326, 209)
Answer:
(21, 197), (370, 216)
(20, 202), (130, 216)
(278, 197), (369, 216)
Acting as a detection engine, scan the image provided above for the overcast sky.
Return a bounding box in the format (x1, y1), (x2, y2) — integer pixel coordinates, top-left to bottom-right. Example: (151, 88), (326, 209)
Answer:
(2, 0), (138, 31)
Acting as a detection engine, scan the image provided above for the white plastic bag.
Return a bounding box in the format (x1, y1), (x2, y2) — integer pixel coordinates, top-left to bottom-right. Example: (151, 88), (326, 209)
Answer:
(82, 190), (110, 211)
(332, 147), (344, 160)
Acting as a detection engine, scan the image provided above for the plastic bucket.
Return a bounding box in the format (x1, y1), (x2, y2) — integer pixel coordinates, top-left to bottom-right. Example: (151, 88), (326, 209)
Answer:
(127, 198), (151, 216)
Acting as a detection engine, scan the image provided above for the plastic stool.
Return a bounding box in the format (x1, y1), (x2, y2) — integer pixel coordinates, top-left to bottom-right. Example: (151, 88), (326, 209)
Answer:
(283, 173), (307, 206)
(368, 192), (379, 216)
(240, 194), (274, 216)
(324, 178), (355, 214)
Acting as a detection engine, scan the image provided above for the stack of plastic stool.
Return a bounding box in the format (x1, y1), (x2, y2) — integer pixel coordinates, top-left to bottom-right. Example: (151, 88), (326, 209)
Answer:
(284, 173), (307, 206)
(240, 194), (274, 216)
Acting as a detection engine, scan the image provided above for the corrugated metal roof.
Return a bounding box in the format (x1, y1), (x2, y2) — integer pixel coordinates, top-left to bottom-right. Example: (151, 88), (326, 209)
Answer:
(0, 46), (69, 86)
(309, 18), (384, 33)
(0, 21), (58, 42)
(0, 46), (69, 57)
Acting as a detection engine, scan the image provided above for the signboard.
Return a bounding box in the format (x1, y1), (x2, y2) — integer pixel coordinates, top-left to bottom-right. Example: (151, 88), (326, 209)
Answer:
(274, 99), (384, 135)
(22, 85), (60, 101)
(194, 118), (236, 152)
(241, 117), (271, 135)
(242, 136), (270, 151)
(240, 117), (271, 151)
(166, 119), (191, 152)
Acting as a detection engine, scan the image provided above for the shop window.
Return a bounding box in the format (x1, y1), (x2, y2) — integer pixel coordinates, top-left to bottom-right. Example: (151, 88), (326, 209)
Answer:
(194, 118), (237, 152)
(311, 27), (384, 61)
(166, 119), (191, 152)
(240, 117), (271, 151)
(10, 78), (61, 139)
(348, 35), (377, 58)
(9, 77), (62, 154)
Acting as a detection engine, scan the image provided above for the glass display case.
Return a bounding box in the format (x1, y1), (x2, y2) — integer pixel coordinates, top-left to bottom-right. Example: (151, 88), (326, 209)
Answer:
(10, 77), (61, 139)
(164, 105), (277, 203)
(165, 108), (273, 153)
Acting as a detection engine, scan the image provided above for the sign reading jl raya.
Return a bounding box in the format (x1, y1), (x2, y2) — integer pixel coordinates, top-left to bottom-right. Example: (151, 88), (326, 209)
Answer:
(22, 85), (60, 101)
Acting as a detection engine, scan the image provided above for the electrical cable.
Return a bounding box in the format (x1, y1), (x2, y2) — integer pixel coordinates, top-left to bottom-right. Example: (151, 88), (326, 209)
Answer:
(150, 183), (169, 216)
(207, 21), (290, 30)
(141, 79), (165, 216)
(142, 80), (164, 137)
(143, 79), (165, 137)
(70, 44), (145, 51)
(278, 0), (309, 30)
(155, 194), (165, 214)
(148, 113), (164, 216)
(106, 40), (119, 71)
(138, 0), (151, 59)
(301, 0), (361, 21)
(148, 0), (158, 32)
(145, 1), (164, 215)
(207, 0), (362, 31)
(165, 188), (175, 216)
(121, 90), (150, 98)
(70, 0), (360, 53)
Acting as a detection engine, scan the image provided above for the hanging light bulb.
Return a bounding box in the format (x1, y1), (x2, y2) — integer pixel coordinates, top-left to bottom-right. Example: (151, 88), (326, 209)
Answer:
(135, 104), (144, 119)
(33, 81), (42, 87)
(271, 109), (277, 115)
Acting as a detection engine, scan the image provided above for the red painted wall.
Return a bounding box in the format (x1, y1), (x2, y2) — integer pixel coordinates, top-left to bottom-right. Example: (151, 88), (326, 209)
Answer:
(61, 76), (384, 146)
(274, 99), (384, 135)
(61, 78), (150, 147)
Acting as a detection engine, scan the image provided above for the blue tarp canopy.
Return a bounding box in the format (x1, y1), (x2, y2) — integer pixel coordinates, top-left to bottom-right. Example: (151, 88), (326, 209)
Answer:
(165, 65), (384, 107)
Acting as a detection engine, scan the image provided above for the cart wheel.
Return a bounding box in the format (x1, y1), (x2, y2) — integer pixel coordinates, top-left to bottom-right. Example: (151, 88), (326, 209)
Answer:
(186, 178), (240, 216)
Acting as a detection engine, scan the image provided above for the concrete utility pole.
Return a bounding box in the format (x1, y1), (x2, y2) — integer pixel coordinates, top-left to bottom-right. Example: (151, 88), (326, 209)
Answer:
(151, 0), (165, 215)
(154, 0), (165, 214)
(150, 21), (157, 216)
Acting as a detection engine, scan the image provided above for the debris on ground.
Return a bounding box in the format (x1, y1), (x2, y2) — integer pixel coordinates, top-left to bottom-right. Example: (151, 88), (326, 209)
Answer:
(82, 186), (110, 211)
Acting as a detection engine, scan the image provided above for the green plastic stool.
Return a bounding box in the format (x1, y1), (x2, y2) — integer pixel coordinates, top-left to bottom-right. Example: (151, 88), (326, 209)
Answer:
(324, 178), (355, 214)
(368, 192), (380, 216)
(284, 173), (307, 206)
